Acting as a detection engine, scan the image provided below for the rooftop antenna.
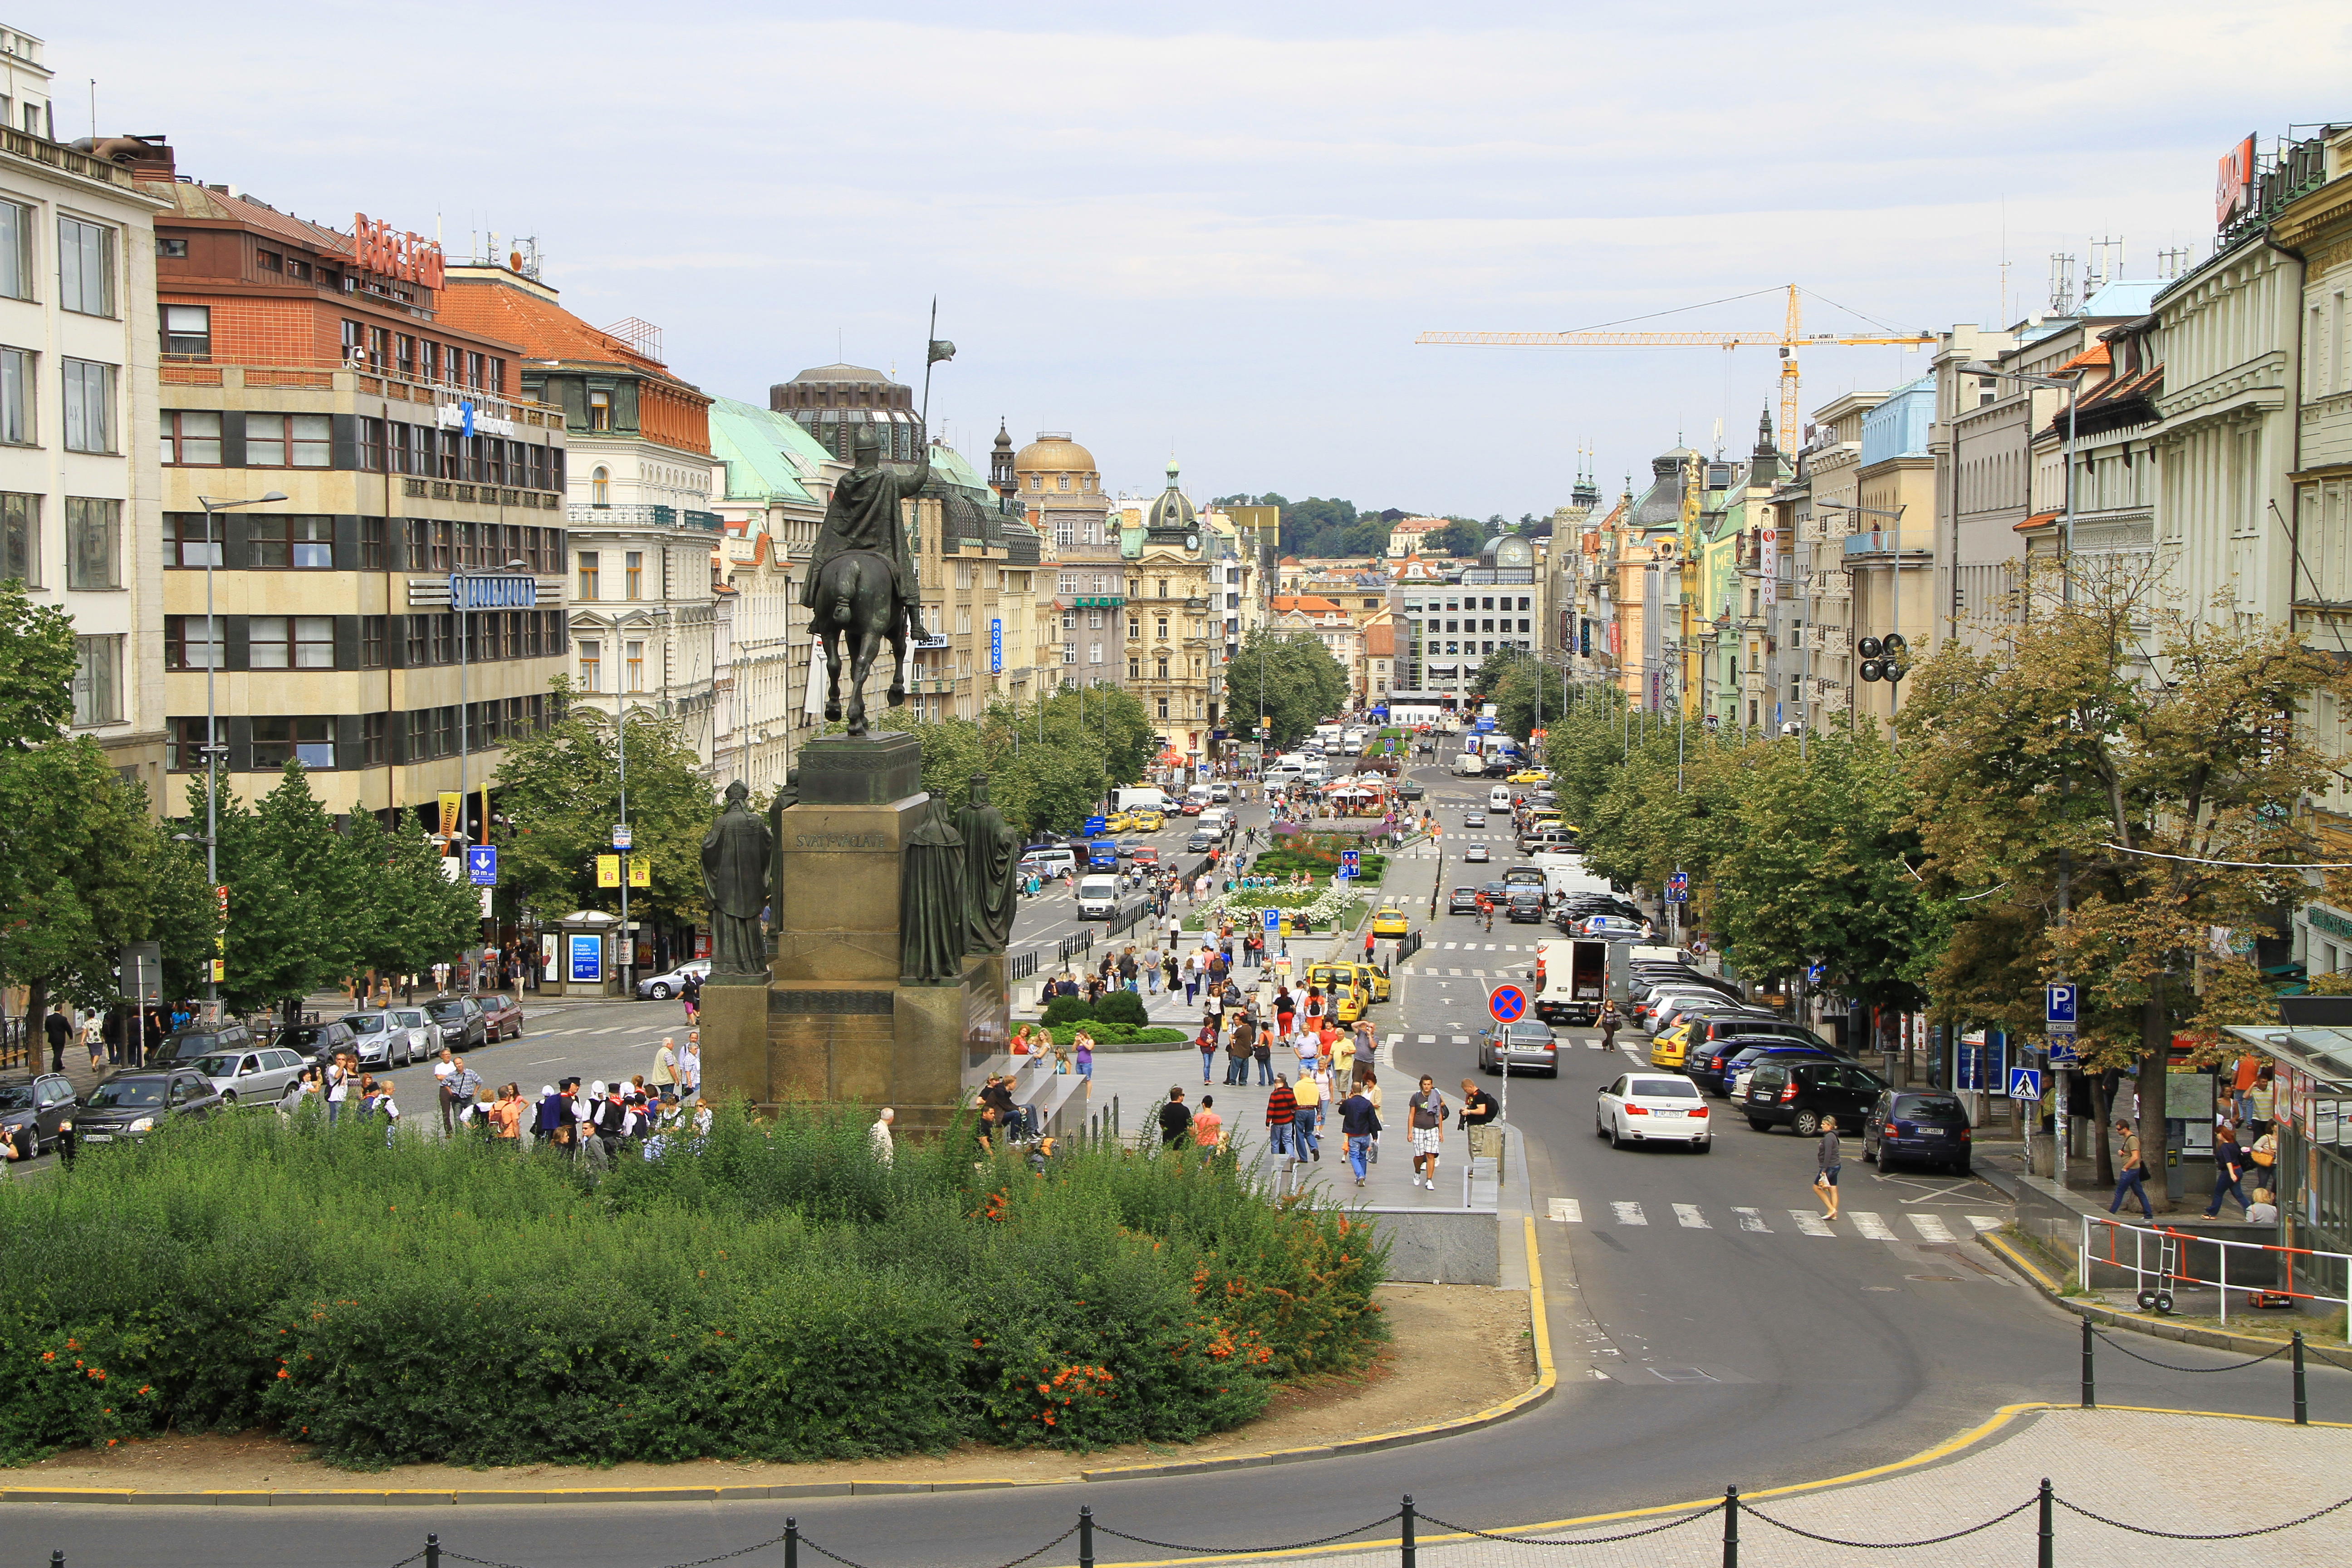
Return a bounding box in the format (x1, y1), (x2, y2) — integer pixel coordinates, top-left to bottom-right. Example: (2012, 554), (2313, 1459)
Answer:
(88, 78), (96, 139)
(2048, 252), (2076, 315)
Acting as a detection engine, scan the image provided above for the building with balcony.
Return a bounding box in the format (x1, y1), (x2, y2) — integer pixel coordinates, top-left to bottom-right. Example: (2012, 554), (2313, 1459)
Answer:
(0, 48), (172, 803)
(128, 143), (570, 835)
(1121, 460), (1218, 759)
(440, 263), (720, 770)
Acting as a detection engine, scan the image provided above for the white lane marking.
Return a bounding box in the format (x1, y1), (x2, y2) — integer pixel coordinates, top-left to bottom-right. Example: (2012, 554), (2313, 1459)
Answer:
(1672, 1204), (1710, 1229)
(1850, 1211), (1896, 1240)
(1790, 1210), (1835, 1237)
(1910, 1213), (1956, 1243)
(1548, 1198), (1582, 1223)
(1385, 1034), (1404, 1046)
(1731, 1207), (1773, 1233)
(1610, 1201), (1647, 1226)
(1451, 1035), (1471, 1045)
(1417, 1034), (1436, 1043)
(1450, 968), (1464, 976)
(1968, 1215), (2006, 1234)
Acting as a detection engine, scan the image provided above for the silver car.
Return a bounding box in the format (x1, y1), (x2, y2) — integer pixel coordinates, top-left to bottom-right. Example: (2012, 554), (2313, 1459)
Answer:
(339, 1009), (438, 1069)
(191, 1046), (309, 1106)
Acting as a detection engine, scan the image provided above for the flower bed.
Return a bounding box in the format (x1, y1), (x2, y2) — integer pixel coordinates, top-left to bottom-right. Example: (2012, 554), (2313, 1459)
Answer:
(0, 1111), (1386, 1467)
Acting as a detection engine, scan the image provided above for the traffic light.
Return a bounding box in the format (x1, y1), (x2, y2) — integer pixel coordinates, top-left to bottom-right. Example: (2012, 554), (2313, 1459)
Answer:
(1857, 632), (1908, 684)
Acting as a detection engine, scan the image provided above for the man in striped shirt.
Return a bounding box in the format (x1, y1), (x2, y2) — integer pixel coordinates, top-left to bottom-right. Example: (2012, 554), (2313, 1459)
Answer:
(1266, 1075), (1300, 1196)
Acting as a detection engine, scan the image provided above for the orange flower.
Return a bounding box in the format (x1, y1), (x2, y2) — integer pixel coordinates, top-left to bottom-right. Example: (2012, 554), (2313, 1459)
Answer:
(40, 1352), (53, 1362)
(276, 1369), (290, 1379)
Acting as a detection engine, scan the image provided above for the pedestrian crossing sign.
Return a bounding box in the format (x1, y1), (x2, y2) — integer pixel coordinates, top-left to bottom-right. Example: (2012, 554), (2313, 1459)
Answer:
(2008, 1066), (2043, 1102)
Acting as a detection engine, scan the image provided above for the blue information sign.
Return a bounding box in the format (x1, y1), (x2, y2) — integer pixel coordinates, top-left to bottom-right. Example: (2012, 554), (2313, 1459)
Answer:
(2048, 1038), (2079, 1067)
(466, 845), (499, 886)
(1340, 848), (1360, 880)
(1665, 872), (1689, 904)
(568, 932), (603, 983)
(2008, 1066), (2043, 1102)
(2046, 982), (2078, 1034)
(990, 619), (1003, 674)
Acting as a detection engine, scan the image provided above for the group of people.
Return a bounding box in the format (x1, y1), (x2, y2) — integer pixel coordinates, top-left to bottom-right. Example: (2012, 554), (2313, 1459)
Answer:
(1157, 1068), (1497, 1191)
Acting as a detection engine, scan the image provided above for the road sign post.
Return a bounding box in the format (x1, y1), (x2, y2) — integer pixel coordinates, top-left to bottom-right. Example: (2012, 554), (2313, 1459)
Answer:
(1665, 872), (1688, 904)
(2008, 1066), (2043, 1102)
(2046, 983), (2078, 1183)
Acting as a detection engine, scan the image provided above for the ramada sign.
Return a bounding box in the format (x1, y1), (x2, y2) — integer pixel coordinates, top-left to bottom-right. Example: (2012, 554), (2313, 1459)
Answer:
(353, 212), (446, 290)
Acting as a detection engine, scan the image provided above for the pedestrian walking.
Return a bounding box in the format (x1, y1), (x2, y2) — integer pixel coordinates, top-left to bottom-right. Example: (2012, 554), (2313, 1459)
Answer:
(1225, 1019), (1253, 1085)
(44, 1004), (70, 1074)
(1597, 1000), (1620, 1054)
(678, 1031), (702, 1100)
(1813, 1116), (1842, 1221)
(1158, 1086), (1193, 1147)
(83, 1011), (106, 1073)
(1266, 1073), (1298, 1162)
(444, 1056), (483, 1135)
(1191, 1093), (1224, 1150)
(2107, 1118), (2153, 1220)
(1340, 1079), (1380, 1186)
(871, 1106), (896, 1166)
(1292, 1068), (1323, 1160)
(682, 967), (703, 1025)
(1254, 1018), (1275, 1085)
(2203, 1123), (2252, 1218)
(1407, 1075), (1447, 1189)
(652, 1037), (681, 1102)
(432, 1047), (459, 1132)
(1196, 1019), (1220, 1085)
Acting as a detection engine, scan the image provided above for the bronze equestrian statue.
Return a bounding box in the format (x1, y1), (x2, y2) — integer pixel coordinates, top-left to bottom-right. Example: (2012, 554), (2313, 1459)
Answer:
(801, 425), (933, 736)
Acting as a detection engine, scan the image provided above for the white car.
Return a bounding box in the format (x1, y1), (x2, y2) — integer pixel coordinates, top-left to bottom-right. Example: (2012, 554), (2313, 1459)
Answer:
(1595, 1073), (1713, 1151)
(637, 959), (710, 1000)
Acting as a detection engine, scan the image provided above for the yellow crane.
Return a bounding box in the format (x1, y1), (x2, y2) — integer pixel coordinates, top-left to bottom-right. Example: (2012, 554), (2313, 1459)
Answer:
(1417, 284), (1934, 455)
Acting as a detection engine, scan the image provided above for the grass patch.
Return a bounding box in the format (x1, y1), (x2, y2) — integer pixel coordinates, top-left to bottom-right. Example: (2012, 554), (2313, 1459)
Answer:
(0, 1107), (1386, 1468)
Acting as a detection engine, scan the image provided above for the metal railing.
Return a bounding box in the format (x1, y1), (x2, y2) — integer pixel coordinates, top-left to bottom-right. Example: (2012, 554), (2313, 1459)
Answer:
(1008, 949), (1039, 983)
(1057, 930), (1095, 967)
(566, 503), (724, 532)
(2079, 1214), (2352, 1335)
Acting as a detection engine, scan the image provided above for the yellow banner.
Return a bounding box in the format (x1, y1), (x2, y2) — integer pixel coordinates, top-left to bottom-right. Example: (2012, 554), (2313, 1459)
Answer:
(628, 858), (651, 888)
(210, 958), (225, 982)
(596, 854), (620, 888)
(439, 791), (463, 840)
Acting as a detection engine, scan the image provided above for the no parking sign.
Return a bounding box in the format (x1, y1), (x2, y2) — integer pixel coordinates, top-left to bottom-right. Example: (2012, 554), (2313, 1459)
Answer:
(1489, 984), (1528, 1024)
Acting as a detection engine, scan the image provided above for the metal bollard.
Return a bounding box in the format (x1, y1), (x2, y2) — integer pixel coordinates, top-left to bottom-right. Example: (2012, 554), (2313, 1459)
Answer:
(785, 1518), (799, 1568)
(1721, 1485), (1738, 1568)
(1078, 1505), (1094, 1568)
(51, 1552), (64, 1568)
(2080, 1316), (2095, 1408)
(1400, 1494), (1416, 1568)
(2037, 1478), (2053, 1568)
(2294, 1331), (2309, 1426)
(426, 1535), (441, 1568)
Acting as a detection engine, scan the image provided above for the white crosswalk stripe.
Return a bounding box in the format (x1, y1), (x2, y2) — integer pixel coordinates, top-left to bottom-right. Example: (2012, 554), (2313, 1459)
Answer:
(1385, 1034), (1404, 1046)
(1731, 1207), (1772, 1233)
(1789, 1210), (1835, 1236)
(1450, 968), (1464, 976)
(1444, 941), (1459, 950)
(1417, 1034), (1436, 1043)
(1610, 1201), (1647, 1225)
(1910, 1213), (1956, 1243)
(1968, 1215), (2005, 1234)
(1548, 1198), (1582, 1223)
(1672, 1204), (1709, 1229)
(1451, 1035), (1471, 1045)
(1850, 1211), (1896, 1240)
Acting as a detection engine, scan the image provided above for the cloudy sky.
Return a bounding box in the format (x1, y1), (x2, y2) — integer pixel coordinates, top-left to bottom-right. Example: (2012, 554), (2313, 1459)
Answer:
(54, 0), (2351, 517)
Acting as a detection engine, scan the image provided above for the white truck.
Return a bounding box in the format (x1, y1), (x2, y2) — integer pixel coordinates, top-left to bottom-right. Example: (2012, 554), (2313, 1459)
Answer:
(1076, 873), (1121, 919)
(1534, 938), (1609, 1025)
(1451, 751), (1488, 777)
(1111, 786), (1170, 814)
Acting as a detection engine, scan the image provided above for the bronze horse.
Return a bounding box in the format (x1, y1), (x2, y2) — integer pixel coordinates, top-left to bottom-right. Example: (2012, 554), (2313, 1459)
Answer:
(813, 549), (908, 736)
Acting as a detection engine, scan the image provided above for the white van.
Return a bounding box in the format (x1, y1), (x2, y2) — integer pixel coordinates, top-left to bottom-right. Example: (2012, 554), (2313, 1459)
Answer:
(1112, 786), (1170, 814)
(1489, 784), (1514, 812)
(1197, 807), (1232, 834)
(1076, 874), (1120, 918)
(1451, 752), (1487, 777)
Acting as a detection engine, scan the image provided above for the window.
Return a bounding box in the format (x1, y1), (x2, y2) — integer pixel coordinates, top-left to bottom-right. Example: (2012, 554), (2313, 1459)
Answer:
(1156, 656), (1170, 679)
(1156, 696), (1169, 720)
(71, 635), (122, 726)
(161, 304), (210, 358)
(359, 712), (386, 768)
(158, 410), (221, 466)
(249, 616), (334, 669)
(166, 716), (214, 771)
(1, 491), (37, 583)
(1029, 475), (1042, 491)
(1157, 617), (1169, 639)
(0, 200), (29, 299)
(1058, 474), (1070, 491)
(591, 466), (610, 506)
(251, 717), (334, 770)
(577, 551), (599, 600)
(62, 359), (115, 452)
(578, 639), (602, 691)
(1088, 641), (1103, 665)
(248, 515), (333, 569)
(59, 217), (117, 316)
(156, 236), (188, 260)
(588, 390), (611, 431)
(1127, 657), (1141, 680)
(625, 551), (642, 598)
(361, 615), (386, 668)
(246, 413), (331, 468)
(1062, 643), (1075, 665)
(626, 641), (645, 692)
(164, 615), (220, 670)
(164, 513), (219, 568)
(65, 497), (120, 589)
(0, 346), (29, 443)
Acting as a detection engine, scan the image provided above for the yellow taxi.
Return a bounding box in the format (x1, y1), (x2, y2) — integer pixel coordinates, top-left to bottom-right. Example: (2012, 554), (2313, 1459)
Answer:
(1304, 973), (1367, 1024)
(1131, 810), (1166, 832)
(1105, 811), (1135, 833)
(1649, 1021), (1691, 1071)
(1371, 906), (1411, 938)
(1308, 961), (1391, 1008)
(1508, 769), (1551, 784)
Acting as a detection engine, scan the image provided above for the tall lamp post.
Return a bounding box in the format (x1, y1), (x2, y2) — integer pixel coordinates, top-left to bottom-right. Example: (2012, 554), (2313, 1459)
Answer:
(454, 557), (534, 993)
(194, 491), (286, 1018)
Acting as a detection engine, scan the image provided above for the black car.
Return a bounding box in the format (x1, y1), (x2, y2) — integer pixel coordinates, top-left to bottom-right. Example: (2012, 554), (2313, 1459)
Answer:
(157, 1020), (256, 1066)
(1187, 831), (1218, 853)
(1743, 1057), (1888, 1136)
(1864, 1089), (1974, 1174)
(281, 1019), (362, 1067)
(74, 1069), (224, 1145)
(1448, 886), (1484, 914)
(1506, 889), (1546, 923)
(421, 995), (487, 1052)
(0, 1073), (78, 1155)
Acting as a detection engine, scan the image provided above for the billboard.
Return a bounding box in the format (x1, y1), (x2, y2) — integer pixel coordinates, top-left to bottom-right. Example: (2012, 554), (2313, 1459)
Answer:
(2216, 134), (2256, 227)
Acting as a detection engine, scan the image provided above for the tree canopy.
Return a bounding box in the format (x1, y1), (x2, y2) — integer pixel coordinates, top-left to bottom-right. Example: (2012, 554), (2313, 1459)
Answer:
(1231, 628), (1351, 748)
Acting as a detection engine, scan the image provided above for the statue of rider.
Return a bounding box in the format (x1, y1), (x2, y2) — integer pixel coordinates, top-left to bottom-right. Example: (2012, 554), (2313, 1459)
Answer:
(799, 422), (933, 643)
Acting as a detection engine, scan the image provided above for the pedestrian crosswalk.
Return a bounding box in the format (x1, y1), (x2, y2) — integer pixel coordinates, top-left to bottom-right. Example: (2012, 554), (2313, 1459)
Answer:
(1545, 1201), (2007, 1242)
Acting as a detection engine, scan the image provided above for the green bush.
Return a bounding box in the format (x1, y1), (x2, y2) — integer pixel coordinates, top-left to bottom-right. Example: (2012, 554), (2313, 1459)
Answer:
(1040, 995), (1094, 1026)
(1094, 990), (1149, 1027)
(0, 1108), (1385, 1467)
(1032, 1024), (1188, 1047)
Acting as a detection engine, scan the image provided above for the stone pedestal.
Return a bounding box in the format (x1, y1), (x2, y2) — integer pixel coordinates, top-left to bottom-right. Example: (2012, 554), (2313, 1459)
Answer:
(702, 732), (1010, 1137)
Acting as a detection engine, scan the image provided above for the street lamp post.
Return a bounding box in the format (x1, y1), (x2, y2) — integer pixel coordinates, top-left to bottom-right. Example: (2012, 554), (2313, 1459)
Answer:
(454, 558), (533, 995)
(194, 491), (286, 1018)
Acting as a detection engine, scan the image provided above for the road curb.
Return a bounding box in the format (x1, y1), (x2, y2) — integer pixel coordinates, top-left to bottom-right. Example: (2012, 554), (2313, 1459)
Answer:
(1976, 1228), (2342, 1361)
(0, 1226), (1558, 1509)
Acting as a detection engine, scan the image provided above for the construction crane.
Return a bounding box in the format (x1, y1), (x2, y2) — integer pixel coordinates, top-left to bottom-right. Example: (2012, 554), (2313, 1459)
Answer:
(1417, 284), (1934, 456)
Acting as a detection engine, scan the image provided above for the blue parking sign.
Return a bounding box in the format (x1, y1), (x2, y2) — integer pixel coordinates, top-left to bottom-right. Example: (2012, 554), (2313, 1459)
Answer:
(1263, 907), (1281, 933)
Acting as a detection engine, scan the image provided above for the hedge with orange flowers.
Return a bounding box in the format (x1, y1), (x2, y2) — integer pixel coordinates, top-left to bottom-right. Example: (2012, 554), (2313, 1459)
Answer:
(0, 1102), (1385, 1467)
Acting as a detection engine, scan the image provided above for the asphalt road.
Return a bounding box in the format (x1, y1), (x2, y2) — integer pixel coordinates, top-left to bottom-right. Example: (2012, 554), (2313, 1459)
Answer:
(25, 756), (2352, 1566)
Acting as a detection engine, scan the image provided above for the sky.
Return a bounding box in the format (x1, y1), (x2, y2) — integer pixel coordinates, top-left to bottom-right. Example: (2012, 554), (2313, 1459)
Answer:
(49, 0), (2352, 519)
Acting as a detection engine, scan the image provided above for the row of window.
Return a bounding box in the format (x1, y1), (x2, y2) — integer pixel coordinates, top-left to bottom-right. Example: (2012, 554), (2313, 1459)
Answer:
(573, 638), (652, 694)
(162, 514), (566, 574)
(0, 493), (123, 589)
(1416, 617), (1533, 635)
(1127, 656), (1207, 681)
(162, 610), (568, 672)
(339, 320), (503, 394)
(161, 696), (553, 772)
(1029, 473), (1096, 492)
(0, 203), (116, 317)
(157, 408), (564, 489)
(1405, 596), (1534, 614)
(575, 549), (656, 601)
(0, 346), (118, 452)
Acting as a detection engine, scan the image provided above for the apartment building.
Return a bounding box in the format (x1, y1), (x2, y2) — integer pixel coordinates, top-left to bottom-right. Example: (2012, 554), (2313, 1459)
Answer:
(0, 38), (172, 799)
(129, 144), (571, 834)
(1122, 461), (1219, 758)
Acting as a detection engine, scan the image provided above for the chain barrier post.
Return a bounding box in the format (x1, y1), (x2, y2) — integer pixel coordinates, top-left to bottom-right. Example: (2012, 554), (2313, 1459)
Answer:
(1400, 1495), (1416, 1568)
(785, 1517), (799, 1568)
(2037, 1478), (2053, 1568)
(51, 1552), (64, 1568)
(1721, 1485), (1738, 1568)
(425, 1535), (440, 1568)
(2080, 1316), (2095, 1408)
(2294, 1330), (2309, 1426)
(1078, 1505), (1094, 1568)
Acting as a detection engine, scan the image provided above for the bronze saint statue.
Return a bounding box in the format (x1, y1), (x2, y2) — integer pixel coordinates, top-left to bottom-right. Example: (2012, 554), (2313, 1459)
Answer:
(955, 773), (1021, 955)
(802, 426), (933, 735)
(701, 779), (775, 978)
(899, 804), (967, 984)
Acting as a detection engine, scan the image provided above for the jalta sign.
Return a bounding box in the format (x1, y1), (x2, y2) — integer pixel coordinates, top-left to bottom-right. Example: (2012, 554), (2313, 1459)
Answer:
(351, 213), (446, 290)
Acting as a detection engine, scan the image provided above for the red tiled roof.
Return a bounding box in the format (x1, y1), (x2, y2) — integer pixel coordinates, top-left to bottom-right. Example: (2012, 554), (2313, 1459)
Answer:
(438, 275), (681, 382)
(1364, 623), (1395, 657)
(2054, 341), (2112, 373)
(2014, 510), (2062, 533)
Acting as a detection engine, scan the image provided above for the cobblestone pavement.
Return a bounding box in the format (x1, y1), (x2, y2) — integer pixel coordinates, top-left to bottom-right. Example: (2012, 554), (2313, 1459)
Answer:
(1205, 1408), (2352, 1567)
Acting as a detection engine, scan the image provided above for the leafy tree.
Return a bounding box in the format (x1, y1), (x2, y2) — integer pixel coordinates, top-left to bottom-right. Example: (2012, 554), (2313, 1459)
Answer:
(1431, 519), (1486, 559)
(343, 811), (483, 988)
(201, 768), (356, 1018)
(0, 742), (170, 1020)
(0, 579), (74, 748)
(1232, 628), (1349, 748)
